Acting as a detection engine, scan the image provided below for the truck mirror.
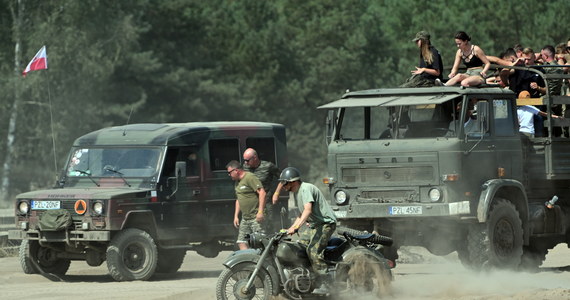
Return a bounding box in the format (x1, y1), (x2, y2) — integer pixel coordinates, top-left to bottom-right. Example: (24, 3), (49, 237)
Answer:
(476, 101), (490, 133)
(325, 110), (336, 144)
(175, 161), (186, 178)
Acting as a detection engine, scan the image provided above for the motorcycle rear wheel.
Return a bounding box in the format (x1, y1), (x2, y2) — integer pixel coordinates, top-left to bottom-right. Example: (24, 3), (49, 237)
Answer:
(216, 262), (273, 300)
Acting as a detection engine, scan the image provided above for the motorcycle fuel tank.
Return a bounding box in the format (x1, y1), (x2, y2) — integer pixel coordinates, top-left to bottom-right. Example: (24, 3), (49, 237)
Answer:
(276, 241), (310, 266)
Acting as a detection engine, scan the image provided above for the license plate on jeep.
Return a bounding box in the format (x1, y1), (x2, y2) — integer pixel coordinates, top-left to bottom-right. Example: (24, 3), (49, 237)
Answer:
(31, 200), (61, 210)
(389, 206), (422, 215)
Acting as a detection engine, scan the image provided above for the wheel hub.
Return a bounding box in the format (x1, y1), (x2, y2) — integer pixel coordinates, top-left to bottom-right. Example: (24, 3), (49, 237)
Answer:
(233, 278), (256, 300)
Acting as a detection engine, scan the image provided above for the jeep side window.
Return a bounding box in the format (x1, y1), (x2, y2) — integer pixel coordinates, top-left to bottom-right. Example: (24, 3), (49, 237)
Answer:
(178, 147), (200, 177)
(209, 139), (240, 171)
(246, 137), (276, 164)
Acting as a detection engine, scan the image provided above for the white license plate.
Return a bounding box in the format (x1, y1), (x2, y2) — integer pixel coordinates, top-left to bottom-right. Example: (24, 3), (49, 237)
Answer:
(31, 200), (61, 210)
(389, 206), (422, 215)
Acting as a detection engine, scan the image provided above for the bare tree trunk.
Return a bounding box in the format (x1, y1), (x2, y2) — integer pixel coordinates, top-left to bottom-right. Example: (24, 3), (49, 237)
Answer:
(1, 0), (23, 205)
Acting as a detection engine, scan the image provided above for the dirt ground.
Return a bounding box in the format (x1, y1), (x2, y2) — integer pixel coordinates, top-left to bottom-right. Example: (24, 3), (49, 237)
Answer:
(1, 244), (570, 300)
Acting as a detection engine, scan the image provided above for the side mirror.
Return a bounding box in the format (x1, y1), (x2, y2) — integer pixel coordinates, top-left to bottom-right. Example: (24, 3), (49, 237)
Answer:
(325, 110), (336, 145)
(175, 161), (186, 178)
(476, 101), (490, 133)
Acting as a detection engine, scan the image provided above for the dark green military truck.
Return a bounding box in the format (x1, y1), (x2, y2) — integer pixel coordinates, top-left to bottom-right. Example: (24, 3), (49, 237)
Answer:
(319, 68), (570, 270)
(8, 122), (288, 281)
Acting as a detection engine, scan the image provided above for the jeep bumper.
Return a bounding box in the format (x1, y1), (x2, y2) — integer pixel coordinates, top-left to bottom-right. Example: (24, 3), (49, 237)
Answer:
(9, 229), (111, 242)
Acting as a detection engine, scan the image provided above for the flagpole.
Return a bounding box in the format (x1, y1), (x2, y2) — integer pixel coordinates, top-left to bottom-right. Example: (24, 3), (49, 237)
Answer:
(46, 68), (58, 181)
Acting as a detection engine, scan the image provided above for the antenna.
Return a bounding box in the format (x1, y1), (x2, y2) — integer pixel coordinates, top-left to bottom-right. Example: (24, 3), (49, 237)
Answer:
(46, 69), (58, 181)
(123, 106), (135, 136)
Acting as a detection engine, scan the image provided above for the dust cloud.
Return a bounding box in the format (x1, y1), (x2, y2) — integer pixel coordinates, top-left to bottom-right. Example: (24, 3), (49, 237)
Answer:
(389, 246), (570, 300)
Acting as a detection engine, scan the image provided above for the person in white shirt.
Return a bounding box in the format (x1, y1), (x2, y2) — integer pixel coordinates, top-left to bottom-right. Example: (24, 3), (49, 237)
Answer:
(517, 105), (560, 137)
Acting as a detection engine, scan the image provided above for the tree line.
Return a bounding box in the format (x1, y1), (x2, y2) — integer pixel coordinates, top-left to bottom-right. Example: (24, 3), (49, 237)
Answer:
(0, 0), (567, 206)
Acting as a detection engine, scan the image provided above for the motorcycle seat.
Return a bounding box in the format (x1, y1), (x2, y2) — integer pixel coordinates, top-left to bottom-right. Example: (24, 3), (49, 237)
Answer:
(349, 233), (375, 241)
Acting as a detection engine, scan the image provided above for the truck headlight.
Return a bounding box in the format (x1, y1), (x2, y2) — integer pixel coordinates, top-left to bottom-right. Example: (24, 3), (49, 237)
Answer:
(334, 190), (349, 205)
(93, 201), (104, 215)
(428, 188), (442, 202)
(18, 201), (30, 214)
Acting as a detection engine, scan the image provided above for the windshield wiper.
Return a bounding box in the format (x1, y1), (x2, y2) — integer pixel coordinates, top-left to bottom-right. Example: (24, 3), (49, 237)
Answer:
(75, 169), (100, 187)
(103, 166), (131, 187)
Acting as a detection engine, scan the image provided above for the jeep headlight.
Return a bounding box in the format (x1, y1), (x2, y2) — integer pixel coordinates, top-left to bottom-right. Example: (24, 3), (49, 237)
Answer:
(93, 201), (104, 215)
(428, 188), (442, 202)
(334, 190), (349, 205)
(18, 201), (30, 214)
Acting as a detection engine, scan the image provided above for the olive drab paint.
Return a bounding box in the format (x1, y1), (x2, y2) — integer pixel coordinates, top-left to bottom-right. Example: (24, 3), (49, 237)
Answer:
(320, 67), (570, 270)
(9, 121), (288, 281)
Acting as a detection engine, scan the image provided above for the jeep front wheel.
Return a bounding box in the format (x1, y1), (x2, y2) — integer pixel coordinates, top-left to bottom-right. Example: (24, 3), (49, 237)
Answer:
(19, 239), (71, 275)
(106, 228), (158, 281)
(468, 198), (523, 270)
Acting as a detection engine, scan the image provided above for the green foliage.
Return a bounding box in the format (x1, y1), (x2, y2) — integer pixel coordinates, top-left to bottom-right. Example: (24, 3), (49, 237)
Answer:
(0, 0), (568, 198)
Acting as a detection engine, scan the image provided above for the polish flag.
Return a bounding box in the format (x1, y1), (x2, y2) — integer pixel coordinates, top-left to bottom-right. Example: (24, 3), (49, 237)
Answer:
(22, 45), (48, 76)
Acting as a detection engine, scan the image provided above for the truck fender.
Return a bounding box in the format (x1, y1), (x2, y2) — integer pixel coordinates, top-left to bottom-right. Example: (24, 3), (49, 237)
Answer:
(121, 210), (159, 239)
(476, 179), (529, 244)
(222, 249), (280, 295)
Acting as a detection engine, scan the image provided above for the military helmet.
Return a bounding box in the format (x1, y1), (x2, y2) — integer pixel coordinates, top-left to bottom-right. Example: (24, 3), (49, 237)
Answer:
(279, 167), (301, 183)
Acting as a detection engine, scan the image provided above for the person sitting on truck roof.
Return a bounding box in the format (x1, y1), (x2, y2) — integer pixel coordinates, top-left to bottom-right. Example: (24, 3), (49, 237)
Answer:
(400, 31), (443, 88)
(227, 160), (267, 250)
(440, 31), (491, 87)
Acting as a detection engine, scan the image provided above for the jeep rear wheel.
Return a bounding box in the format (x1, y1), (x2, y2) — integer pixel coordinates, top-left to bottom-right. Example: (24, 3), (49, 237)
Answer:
(468, 198), (523, 270)
(19, 239), (71, 275)
(106, 228), (158, 281)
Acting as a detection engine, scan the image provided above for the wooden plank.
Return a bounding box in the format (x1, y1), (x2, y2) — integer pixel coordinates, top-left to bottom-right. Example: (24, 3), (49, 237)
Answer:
(516, 98), (544, 106)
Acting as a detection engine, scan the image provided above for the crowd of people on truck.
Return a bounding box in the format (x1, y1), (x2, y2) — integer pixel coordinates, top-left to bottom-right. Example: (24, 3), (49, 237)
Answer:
(402, 30), (570, 137)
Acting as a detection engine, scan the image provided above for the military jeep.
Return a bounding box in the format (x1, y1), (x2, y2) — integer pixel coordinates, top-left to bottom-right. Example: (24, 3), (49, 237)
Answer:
(9, 122), (288, 281)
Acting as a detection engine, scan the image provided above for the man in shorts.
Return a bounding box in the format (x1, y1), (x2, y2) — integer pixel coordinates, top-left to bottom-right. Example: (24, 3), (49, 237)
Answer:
(227, 160), (266, 250)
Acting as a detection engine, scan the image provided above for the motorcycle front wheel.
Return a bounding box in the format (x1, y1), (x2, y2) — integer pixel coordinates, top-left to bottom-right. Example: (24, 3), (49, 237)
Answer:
(216, 262), (273, 300)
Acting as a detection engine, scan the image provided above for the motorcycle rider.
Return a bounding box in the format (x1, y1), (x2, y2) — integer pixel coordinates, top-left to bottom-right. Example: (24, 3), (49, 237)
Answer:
(280, 167), (337, 293)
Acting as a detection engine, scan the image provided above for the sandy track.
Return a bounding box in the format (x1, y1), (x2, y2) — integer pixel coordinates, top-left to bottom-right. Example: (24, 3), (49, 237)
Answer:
(1, 245), (570, 299)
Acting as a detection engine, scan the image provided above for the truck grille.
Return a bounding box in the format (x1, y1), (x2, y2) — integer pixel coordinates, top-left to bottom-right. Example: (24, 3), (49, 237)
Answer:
(342, 166), (434, 184)
(360, 190), (417, 202)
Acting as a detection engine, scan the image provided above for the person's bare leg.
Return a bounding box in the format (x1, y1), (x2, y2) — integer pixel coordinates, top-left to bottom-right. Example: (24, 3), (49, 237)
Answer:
(445, 74), (467, 86)
(461, 75), (484, 87)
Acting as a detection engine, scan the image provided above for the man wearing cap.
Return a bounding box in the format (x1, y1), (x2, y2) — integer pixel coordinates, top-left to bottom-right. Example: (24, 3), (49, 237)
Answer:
(400, 30), (444, 88)
(279, 167), (336, 292)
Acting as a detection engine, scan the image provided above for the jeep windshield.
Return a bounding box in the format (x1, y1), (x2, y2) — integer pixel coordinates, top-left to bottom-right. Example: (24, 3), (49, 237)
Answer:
(66, 147), (162, 178)
(332, 95), (465, 139)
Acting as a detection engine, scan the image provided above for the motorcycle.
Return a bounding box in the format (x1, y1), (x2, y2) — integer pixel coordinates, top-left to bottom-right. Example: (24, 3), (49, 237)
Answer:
(216, 226), (394, 299)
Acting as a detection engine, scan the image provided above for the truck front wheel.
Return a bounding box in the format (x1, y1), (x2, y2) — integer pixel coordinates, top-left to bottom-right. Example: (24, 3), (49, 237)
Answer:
(106, 228), (158, 281)
(468, 198), (523, 270)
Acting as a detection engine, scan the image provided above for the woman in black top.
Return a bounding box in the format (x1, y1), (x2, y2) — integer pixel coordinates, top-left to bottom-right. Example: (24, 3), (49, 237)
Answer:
(444, 31), (491, 87)
(400, 31), (443, 88)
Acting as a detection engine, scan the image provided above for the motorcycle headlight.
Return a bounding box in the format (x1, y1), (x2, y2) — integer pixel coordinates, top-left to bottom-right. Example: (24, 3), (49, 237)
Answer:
(246, 232), (267, 249)
(428, 188), (442, 202)
(18, 201), (30, 214)
(92, 201), (104, 215)
(335, 190), (349, 205)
